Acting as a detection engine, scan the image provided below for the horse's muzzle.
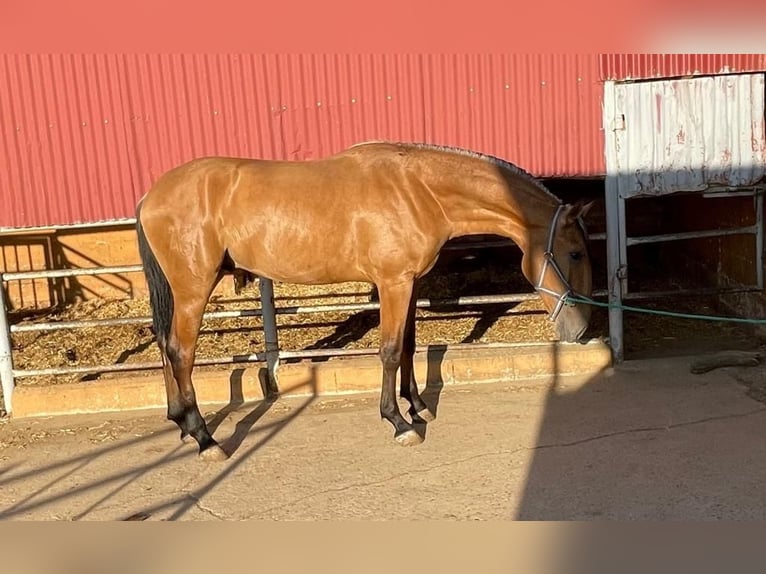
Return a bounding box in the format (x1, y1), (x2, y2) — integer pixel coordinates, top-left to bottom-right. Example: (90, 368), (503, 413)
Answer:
(555, 313), (589, 343)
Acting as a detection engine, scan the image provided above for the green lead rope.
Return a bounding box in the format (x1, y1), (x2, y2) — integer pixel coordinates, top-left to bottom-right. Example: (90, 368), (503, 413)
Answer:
(565, 294), (766, 325)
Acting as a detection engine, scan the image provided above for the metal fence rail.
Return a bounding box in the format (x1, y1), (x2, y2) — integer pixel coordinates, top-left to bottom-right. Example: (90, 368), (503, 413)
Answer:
(3, 209), (761, 414)
(0, 232), (612, 414)
(603, 186), (765, 361)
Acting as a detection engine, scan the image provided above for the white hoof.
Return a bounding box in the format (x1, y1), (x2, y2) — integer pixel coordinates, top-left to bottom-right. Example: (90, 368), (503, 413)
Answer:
(199, 444), (229, 462)
(395, 429), (423, 447)
(416, 408), (436, 423)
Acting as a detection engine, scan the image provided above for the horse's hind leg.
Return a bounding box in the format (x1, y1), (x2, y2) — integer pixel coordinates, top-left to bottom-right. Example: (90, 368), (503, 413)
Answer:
(163, 288), (228, 461)
(377, 279), (423, 446)
(399, 285), (434, 423)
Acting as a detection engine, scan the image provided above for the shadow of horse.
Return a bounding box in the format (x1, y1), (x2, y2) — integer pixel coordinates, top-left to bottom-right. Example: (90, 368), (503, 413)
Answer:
(300, 236), (533, 353)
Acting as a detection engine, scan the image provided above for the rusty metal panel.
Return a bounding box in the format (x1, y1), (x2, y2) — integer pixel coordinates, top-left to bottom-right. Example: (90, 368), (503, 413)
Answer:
(600, 53), (766, 82)
(608, 73), (766, 198)
(2, 54), (605, 229)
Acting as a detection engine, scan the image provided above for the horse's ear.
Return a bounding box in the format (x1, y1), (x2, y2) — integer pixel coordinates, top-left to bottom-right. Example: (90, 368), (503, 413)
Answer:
(565, 200), (595, 222)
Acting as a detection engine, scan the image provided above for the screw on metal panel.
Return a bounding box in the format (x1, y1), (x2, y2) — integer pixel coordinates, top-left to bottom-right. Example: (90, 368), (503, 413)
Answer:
(541, 81), (546, 86)
(316, 102), (322, 107)
(213, 110), (219, 115)
(104, 119), (109, 124)
(504, 84), (510, 89)
(351, 98), (357, 103)
(386, 95), (392, 100)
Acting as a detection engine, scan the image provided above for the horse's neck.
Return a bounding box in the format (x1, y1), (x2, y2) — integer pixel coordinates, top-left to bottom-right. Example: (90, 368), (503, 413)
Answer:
(439, 172), (557, 253)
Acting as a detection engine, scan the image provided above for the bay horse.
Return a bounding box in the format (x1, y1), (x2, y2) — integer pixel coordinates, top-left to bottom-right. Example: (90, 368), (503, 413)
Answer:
(136, 141), (594, 461)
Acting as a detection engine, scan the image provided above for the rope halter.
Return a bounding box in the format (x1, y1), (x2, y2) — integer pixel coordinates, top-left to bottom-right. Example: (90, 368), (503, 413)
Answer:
(534, 204), (580, 322)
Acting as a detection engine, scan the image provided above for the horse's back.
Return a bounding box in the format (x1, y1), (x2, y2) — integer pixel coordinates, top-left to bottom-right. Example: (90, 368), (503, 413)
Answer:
(137, 146), (450, 284)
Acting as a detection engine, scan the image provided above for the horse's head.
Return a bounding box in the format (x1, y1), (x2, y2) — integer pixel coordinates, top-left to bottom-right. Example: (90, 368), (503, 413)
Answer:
(522, 201), (595, 343)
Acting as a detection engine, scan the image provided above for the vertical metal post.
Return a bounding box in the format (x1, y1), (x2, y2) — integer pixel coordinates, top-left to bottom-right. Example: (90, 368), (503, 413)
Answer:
(603, 80), (625, 363)
(617, 194), (629, 297)
(605, 177), (625, 363)
(0, 275), (15, 414)
(755, 190), (764, 290)
(258, 276), (280, 394)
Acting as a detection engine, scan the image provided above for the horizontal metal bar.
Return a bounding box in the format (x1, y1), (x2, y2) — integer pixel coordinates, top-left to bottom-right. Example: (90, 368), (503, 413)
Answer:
(442, 239), (516, 251)
(701, 186), (764, 198)
(281, 294), (543, 316)
(0, 218), (137, 235)
(10, 293), (547, 333)
(11, 315), (151, 332)
(10, 306), (270, 333)
(13, 352), (269, 378)
(626, 225), (757, 247)
(443, 234), (606, 253)
(622, 286), (758, 301)
(2, 265), (144, 282)
(14, 360), (166, 377)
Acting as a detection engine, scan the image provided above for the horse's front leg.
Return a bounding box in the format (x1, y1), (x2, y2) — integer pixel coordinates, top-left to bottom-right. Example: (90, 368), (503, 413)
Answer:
(377, 279), (423, 446)
(398, 285), (435, 424)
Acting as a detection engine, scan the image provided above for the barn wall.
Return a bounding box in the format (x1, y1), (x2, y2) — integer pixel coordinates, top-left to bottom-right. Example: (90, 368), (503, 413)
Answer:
(600, 53), (766, 81)
(4, 56), (764, 225)
(0, 54), (606, 230)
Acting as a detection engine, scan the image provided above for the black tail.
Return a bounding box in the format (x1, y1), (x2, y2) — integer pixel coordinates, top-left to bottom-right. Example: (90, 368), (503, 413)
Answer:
(136, 205), (173, 346)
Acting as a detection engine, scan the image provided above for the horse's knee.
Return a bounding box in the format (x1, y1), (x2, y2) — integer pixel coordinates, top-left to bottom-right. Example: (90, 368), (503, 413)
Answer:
(380, 342), (402, 370)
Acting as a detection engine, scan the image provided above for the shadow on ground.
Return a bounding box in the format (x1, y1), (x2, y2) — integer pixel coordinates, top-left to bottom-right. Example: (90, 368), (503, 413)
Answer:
(0, 365), (323, 520)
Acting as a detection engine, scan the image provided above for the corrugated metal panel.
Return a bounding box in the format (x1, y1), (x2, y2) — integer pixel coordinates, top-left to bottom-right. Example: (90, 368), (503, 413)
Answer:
(1, 54), (605, 229)
(609, 73), (766, 198)
(421, 54), (604, 178)
(0, 54), (135, 228)
(600, 54), (766, 81)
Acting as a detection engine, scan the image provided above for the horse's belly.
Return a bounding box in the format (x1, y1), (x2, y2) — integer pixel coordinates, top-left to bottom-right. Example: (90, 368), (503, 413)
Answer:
(228, 236), (367, 284)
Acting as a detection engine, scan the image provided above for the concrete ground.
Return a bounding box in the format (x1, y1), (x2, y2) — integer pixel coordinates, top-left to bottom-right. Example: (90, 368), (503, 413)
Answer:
(0, 354), (764, 521)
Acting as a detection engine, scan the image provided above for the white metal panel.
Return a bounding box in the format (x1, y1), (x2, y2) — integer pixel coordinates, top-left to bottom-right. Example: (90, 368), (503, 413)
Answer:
(611, 73), (766, 198)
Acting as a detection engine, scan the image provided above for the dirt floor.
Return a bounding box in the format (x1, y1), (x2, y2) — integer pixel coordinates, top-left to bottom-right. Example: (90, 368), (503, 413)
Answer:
(0, 354), (764, 521)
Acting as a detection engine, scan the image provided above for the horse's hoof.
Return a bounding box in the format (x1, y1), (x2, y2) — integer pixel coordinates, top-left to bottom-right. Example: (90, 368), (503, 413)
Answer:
(199, 444), (229, 462)
(181, 433), (195, 444)
(395, 429), (423, 447)
(416, 408), (435, 423)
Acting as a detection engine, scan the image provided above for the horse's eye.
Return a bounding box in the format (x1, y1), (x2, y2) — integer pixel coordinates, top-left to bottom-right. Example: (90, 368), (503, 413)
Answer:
(569, 251), (584, 262)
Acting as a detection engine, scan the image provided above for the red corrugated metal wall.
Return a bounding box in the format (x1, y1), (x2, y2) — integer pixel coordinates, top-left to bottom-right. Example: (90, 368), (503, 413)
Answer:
(600, 54), (766, 81)
(1, 54), (605, 229)
(0, 54), (136, 228)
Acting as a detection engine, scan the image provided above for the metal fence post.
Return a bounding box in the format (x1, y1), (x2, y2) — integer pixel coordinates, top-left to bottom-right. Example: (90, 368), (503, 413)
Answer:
(605, 176), (625, 363)
(755, 190), (764, 291)
(0, 275), (16, 414)
(258, 276), (280, 394)
(603, 80), (625, 363)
